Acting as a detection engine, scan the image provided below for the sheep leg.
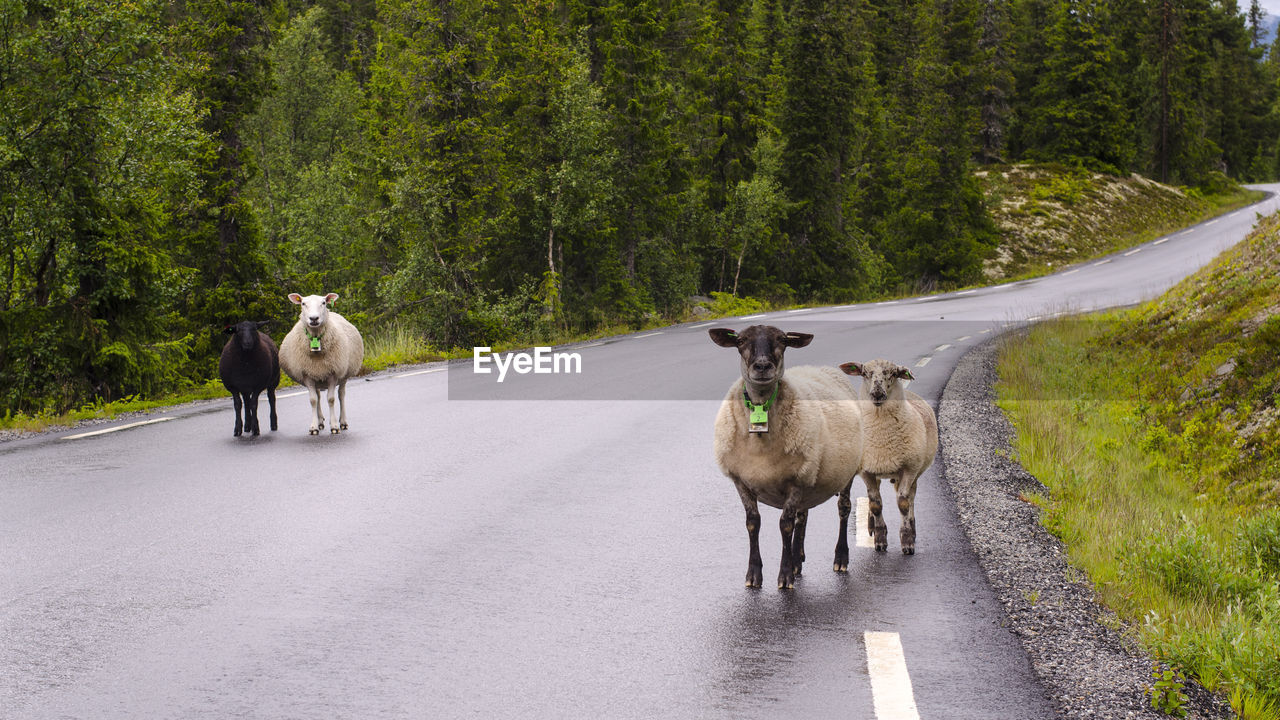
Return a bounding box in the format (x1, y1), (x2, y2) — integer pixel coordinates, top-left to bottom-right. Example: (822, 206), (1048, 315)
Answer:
(306, 380), (321, 435)
(337, 380), (348, 430)
(734, 480), (764, 588)
(778, 488), (803, 590)
(896, 473), (919, 555)
(326, 383), (339, 434)
(231, 392), (244, 437)
(834, 480), (853, 572)
(862, 471), (888, 552)
(792, 509), (808, 576)
(246, 390), (261, 436)
(267, 386), (278, 431)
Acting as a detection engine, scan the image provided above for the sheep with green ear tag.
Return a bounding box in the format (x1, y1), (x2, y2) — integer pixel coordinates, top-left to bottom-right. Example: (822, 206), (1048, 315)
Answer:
(839, 359), (938, 555)
(709, 325), (863, 590)
(279, 293), (364, 435)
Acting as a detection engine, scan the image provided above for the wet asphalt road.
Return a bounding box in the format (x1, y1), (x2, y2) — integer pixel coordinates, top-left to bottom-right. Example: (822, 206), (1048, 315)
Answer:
(3, 187), (1278, 719)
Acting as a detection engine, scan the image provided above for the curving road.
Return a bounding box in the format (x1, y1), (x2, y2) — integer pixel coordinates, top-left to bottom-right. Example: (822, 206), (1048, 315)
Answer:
(3, 187), (1277, 719)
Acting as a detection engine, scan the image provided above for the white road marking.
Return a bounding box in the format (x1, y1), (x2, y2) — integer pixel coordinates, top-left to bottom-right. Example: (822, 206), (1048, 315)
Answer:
(62, 417), (172, 440)
(277, 390), (307, 399)
(1027, 315), (1042, 322)
(1123, 247), (1143, 256)
(1093, 259), (1112, 267)
(832, 304), (859, 310)
(1229, 211), (1242, 218)
(979, 328), (991, 334)
(395, 368), (444, 378)
(1061, 268), (1081, 276)
(689, 322), (715, 328)
(934, 344), (951, 352)
(1153, 237), (1170, 246)
(738, 314), (767, 320)
(635, 332), (663, 338)
(877, 301), (899, 306)
(865, 631), (921, 720)
(856, 497), (873, 548)
(991, 283), (1012, 290)
(915, 357), (931, 368)
(1179, 228), (1194, 236)
(1205, 219), (1219, 226)
(578, 341), (606, 348)
(955, 289), (977, 295)
(787, 308), (814, 314)
(916, 295), (939, 302)
(955, 336), (971, 342)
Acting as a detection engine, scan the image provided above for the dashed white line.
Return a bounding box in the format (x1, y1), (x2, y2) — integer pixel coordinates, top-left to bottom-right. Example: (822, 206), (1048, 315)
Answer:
(635, 332), (663, 338)
(277, 390), (307, 399)
(1060, 268), (1081, 276)
(395, 368), (444, 378)
(1153, 237), (1170, 246)
(934, 344), (951, 352)
(738, 314), (767, 320)
(1205, 219), (1219, 226)
(877, 301), (900, 306)
(1093, 259), (1112, 267)
(955, 289), (978, 296)
(1123, 247), (1143, 257)
(979, 328), (991, 334)
(689, 322), (715, 328)
(915, 357), (931, 368)
(856, 497), (873, 548)
(916, 295), (939, 302)
(786, 308), (814, 314)
(1179, 228), (1194, 236)
(578, 341), (606, 348)
(1026, 315), (1042, 322)
(955, 336), (971, 342)
(865, 631), (920, 720)
(62, 417), (172, 440)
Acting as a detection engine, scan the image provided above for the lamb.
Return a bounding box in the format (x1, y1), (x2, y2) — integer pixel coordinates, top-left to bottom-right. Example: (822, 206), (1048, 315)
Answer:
(279, 293), (365, 435)
(839, 359), (938, 555)
(710, 325), (863, 590)
(219, 320), (280, 437)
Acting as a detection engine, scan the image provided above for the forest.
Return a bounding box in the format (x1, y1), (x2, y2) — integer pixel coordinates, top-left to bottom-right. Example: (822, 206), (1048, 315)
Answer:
(1, 0), (1279, 415)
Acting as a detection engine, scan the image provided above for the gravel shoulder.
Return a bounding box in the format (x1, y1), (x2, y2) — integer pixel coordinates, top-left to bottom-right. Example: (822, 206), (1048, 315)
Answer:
(938, 335), (1232, 720)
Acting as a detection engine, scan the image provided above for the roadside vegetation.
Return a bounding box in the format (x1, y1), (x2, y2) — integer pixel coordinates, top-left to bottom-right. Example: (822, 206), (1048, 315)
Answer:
(998, 213), (1280, 718)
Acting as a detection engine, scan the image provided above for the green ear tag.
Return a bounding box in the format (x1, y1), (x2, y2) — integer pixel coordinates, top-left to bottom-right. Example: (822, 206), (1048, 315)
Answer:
(309, 336), (322, 352)
(748, 405), (769, 433)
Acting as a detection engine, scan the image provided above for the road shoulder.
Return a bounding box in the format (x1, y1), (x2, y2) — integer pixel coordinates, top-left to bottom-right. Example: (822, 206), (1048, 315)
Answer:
(938, 335), (1231, 720)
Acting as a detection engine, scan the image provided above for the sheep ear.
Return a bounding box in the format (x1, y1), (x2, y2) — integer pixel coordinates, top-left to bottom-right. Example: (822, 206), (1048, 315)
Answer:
(782, 332), (813, 348)
(708, 328), (740, 347)
(324, 292), (339, 306)
(255, 320), (270, 330)
(894, 366), (915, 381)
(288, 293), (303, 305)
(839, 362), (863, 376)
(223, 324), (235, 335)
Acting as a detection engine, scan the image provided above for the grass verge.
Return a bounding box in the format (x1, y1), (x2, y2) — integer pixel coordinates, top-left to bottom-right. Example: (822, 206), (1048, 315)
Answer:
(997, 213), (1280, 718)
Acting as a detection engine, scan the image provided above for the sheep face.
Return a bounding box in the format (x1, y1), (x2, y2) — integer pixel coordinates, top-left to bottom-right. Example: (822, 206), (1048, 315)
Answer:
(709, 325), (813, 387)
(840, 359), (913, 407)
(225, 320), (268, 352)
(289, 292), (339, 332)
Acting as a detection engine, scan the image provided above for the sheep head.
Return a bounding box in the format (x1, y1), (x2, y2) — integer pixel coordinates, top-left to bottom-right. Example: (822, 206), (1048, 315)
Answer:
(289, 293), (339, 332)
(710, 325), (813, 390)
(224, 320), (269, 352)
(840, 359), (913, 407)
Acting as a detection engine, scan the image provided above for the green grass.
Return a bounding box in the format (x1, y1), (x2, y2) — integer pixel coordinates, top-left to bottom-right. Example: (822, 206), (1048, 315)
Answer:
(997, 213), (1280, 718)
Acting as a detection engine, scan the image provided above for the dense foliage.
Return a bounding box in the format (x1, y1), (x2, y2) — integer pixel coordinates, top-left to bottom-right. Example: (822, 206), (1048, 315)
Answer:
(3, 0), (1280, 413)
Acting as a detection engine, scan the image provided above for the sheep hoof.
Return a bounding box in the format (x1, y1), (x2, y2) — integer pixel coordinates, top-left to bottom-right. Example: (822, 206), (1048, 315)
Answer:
(875, 542), (888, 552)
(833, 562), (848, 573)
(745, 566), (763, 588)
(309, 428), (319, 435)
(777, 574), (794, 590)
(340, 422), (348, 430)
(330, 427), (339, 434)
(902, 547), (915, 556)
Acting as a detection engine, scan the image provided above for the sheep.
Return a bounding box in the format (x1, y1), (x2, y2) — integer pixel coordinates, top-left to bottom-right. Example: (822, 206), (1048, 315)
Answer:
(839, 359), (938, 555)
(710, 325), (863, 590)
(279, 292), (364, 435)
(219, 320), (281, 437)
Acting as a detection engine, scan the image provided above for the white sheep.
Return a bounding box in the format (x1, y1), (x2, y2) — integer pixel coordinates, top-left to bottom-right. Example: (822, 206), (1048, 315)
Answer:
(279, 292), (364, 435)
(710, 325), (863, 589)
(839, 359), (938, 555)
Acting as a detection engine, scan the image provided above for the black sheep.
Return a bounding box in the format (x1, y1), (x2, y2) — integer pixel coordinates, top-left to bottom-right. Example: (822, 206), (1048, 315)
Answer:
(219, 321), (280, 437)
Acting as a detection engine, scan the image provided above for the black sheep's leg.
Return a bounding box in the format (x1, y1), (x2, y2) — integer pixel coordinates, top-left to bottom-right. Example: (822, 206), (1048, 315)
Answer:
(778, 487), (802, 590)
(834, 479), (853, 572)
(792, 508), (808, 577)
(231, 391), (243, 437)
(246, 390), (261, 436)
(733, 479), (764, 589)
(267, 386), (278, 431)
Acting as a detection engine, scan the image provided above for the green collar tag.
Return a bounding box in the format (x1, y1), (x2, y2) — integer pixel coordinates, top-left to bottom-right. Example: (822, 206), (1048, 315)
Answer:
(309, 335), (322, 352)
(743, 384), (778, 434)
